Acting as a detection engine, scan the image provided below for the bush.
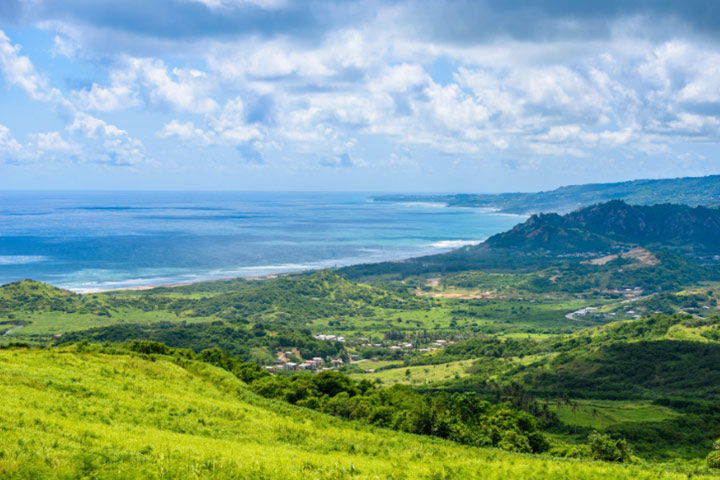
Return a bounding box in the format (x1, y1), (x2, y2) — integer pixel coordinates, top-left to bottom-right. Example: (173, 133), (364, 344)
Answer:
(128, 340), (169, 355)
(588, 432), (631, 463)
(707, 439), (720, 469)
(548, 442), (592, 459)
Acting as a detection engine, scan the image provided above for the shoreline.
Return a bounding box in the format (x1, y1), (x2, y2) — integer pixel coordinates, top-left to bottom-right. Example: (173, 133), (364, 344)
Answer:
(61, 237), (504, 294)
(73, 270), (304, 294)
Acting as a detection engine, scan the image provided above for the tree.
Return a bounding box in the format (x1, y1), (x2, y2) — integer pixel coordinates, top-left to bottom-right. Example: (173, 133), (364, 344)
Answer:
(570, 401), (578, 433)
(588, 432), (631, 463)
(591, 408), (599, 429)
(707, 439), (720, 469)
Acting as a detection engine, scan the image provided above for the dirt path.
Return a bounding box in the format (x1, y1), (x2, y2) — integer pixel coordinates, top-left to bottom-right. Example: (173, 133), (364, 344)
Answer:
(2, 325), (23, 336)
(414, 290), (497, 299)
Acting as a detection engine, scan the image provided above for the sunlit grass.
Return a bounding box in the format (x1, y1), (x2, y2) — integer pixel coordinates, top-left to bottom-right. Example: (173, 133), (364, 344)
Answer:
(1, 346), (716, 478)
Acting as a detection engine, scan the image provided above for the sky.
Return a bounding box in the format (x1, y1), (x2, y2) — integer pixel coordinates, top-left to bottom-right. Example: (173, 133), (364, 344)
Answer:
(0, 0), (718, 192)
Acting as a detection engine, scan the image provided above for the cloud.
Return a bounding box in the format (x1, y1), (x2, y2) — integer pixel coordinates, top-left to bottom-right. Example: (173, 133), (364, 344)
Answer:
(71, 83), (139, 111)
(186, 0), (288, 11)
(4, 0), (718, 55)
(0, 125), (82, 164)
(2, 3), (720, 186)
(321, 152), (356, 168)
(67, 112), (146, 165)
(31, 131), (79, 152)
(72, 57), (218, 113)
(0, 29), (149, 166)
(0, 29), (69, 107)
(158, 96), (263, 146)
(0, 124), (28, 163)
(5, 0), (336, 56)
(158, 120), (211, 143)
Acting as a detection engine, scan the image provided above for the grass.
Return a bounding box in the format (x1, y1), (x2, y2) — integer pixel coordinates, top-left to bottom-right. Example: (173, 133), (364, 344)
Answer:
(549, 400), (678, 430)
(2, 309), (216, 337)
(310, 295), (609, 339)
(352, 359), (475, 385)
(1, 346), (717, 479)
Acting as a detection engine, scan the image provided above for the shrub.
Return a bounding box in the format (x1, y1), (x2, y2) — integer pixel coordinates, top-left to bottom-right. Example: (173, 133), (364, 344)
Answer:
(707, 439), (720, 469)
(588, 432), (631, 463)
(128, 340), (169, 355)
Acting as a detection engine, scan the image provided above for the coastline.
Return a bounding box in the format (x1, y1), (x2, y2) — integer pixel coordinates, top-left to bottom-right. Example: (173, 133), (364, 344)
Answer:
(0, 191), (527, 295)
(87, 271), (292, 293)
(65, 238), (492, 293)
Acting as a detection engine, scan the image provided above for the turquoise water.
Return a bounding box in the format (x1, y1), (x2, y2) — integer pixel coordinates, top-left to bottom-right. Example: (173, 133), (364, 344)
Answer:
(0, 191), (523, 291)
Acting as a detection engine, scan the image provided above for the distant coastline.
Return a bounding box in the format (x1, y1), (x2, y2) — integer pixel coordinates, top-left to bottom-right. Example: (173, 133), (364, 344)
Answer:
(373, 174), (720, 215)
(69, 239), (491, 293)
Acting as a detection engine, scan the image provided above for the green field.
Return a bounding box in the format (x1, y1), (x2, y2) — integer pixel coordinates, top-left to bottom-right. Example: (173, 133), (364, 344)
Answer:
(550, 400), (678, 430)
(351, 358), (475, 385)
(2, 309), (216, 336)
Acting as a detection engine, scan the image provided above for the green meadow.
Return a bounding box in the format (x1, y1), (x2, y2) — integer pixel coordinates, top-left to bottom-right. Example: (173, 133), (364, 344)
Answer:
(351, 358), (475, 385)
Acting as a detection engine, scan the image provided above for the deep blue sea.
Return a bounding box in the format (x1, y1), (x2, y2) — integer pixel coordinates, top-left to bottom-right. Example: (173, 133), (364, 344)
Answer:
(0, 191), (524, 292)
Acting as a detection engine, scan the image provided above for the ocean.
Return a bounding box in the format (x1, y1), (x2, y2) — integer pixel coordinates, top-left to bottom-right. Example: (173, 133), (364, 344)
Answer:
(0, 191), (524, 292)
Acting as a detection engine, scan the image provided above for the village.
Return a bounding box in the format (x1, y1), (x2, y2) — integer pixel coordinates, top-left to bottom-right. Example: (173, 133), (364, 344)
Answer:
(263, 333), (455, 373)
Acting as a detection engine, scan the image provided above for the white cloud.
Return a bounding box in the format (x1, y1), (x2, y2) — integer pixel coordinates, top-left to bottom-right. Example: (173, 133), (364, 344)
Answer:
(187, 0), (287, 10)
(0, 30), (69, 108)
(158, 120), (211, 143)
(31, 131), (78, 152)
(0, 124), (28, 162)
(71, 83), (139, 111)
(158, 96), (263, 147)
(72, 57), (218, 113)
(2, 11), (720, 182)
(0, 126), (80, 163)
(0, 29), (149, 166)
(68, 112), (146, 165)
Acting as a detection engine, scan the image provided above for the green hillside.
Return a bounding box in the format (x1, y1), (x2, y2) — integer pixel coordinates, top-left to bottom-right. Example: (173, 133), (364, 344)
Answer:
(340, 201), (720, 283)
(485, 201), (720, 253)
(374, 175), (720, 214)
(1, 345), (716, 479)
(358, 313), (720, 460)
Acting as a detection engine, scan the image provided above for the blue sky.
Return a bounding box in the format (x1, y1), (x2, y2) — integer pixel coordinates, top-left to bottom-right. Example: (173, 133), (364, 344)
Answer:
(0, 0), (718, 192)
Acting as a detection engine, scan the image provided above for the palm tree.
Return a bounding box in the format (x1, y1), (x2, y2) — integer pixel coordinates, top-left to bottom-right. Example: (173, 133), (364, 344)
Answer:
(571, 402), (578, 433)
(591, 408), (599, 429)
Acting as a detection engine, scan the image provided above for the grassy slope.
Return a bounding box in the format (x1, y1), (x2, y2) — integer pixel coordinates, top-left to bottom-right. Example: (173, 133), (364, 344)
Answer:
(351, 358), (476, 386)
(549, 400), (678, 430)
(1, 347), (714, 479)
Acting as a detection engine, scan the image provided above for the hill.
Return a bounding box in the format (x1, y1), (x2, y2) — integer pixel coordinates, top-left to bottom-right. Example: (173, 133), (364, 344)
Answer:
(374, 175), (720, 214)
(358, 313), (720, 460)
(340, 201), (720, 289)
(1, 345), (716, 479)
(485, 200), (720, 253)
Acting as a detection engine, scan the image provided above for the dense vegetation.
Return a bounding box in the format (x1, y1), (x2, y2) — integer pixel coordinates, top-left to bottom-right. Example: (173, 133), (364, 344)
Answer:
(486, 200), (720, 253)
(370, 313), (720, 460)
